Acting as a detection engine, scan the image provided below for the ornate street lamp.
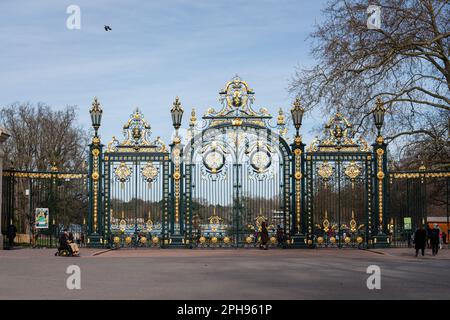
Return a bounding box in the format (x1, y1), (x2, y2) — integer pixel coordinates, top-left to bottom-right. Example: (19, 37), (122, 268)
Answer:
(170, 97), (184, 137)
(373, 97), (386, 137)
(291, 97), (305, 136)
(90, 97), (103, 137)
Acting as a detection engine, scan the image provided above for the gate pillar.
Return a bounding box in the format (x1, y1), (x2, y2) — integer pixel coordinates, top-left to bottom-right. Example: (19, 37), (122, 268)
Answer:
(169, 97), (186, 247)
(373, 136), (389, 247)
(372, 98), (389, 248)
(291, 135), (307, 248)
(87, 98), (104, 247)
(169, 138), (186, 247)
(0, 129), (10, 249)
(290, 98), (308, 247)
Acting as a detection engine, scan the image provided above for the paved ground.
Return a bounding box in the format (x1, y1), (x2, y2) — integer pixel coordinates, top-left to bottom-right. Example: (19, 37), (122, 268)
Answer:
(0, 247), (449, 300)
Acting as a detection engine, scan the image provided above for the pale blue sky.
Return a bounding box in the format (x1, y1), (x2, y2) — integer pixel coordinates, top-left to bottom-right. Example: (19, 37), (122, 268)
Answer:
(0, 0), (327, 145)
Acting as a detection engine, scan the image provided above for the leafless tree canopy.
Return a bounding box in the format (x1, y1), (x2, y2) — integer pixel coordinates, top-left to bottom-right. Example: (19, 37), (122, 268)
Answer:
(290, 0), (449, 168)
(0, 102), (89, 171)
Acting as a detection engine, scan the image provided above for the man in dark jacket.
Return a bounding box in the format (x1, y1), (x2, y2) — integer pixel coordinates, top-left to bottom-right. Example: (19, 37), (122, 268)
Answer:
(430, 224), (440, 256)
(414, 225), (427, 257)
(7, 224), (17, 248)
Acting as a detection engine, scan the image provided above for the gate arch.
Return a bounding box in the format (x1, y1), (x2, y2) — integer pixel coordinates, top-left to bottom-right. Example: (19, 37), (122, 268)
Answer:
(182, 77), (292, 247)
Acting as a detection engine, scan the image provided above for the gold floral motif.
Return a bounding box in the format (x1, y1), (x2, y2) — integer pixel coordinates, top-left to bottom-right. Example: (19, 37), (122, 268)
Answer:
(141, 162), (158, 184)
(376, 135), (384, 145)
(349, 211), (357, 232)
(344, 161), (361, 180)
(317, 161), (333, 181)
(114, 162), (132, 184)
(92, 136), (100, 145)
(92, 148), (100, 157)
(232, 118), (243, 126)
(91, 172), (99, 181)
(208, 213), (222, 225)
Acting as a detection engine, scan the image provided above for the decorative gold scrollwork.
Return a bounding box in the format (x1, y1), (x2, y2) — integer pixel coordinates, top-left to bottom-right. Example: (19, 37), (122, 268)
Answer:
(114, 162), (132, 187)
(317, 161), (333, 187)
(306, 113), (370, 153)
(344, 161), (361, 189)
(322, 210), (330, 233)
(344, 161), (361, 179)
(141, 162), (158, 186)
(105, 109), (167, 153)
(349, 211), (357, 233)
(145, 218), (153, 231)
(205, 76), (271, 126)
(208, 215), (222, 225)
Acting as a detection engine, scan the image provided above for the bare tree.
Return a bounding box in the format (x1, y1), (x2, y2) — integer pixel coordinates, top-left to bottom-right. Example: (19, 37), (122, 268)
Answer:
(0, 102), (89, 171)
(289, 0), (449, 168)
(1, 103), (89, 236)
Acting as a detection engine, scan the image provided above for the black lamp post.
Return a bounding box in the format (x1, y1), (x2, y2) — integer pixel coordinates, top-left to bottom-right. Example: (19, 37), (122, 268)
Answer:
(170, 97), (184, 138)
(90, 97), (103, 137)
(291, 97), (305, 136)
(373, 97), (385, 137)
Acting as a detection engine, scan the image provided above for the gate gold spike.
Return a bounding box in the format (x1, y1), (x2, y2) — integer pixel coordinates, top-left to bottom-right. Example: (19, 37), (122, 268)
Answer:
(350, 210), (357, 233)
(322, 210), (330, 233)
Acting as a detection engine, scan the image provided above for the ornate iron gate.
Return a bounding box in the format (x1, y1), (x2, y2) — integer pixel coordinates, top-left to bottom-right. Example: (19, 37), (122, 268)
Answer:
(387, 169), (450, 248)
(305, 113), (373, 248)
(183, 77), (292, 247)
(101, 110), (170, 248)
(83, 80), (449, 249)
(2, 168), (87, 248)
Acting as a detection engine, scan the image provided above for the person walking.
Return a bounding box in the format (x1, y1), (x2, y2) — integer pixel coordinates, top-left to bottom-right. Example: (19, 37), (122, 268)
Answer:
(259, 221), (269, 250)
(414, 225), (427, 257)
(276, 225), (284, 247)
(6, 224), (17, 249)
(430, 224), (440, 256)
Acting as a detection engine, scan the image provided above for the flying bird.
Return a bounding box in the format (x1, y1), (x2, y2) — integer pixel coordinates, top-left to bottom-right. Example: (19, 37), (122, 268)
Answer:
(104, 25), (112, 31)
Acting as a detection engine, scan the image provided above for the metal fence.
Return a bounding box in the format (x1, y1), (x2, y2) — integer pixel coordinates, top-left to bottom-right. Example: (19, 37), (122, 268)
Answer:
(1, 170), (88, 249)
(387, 171), (449, 248)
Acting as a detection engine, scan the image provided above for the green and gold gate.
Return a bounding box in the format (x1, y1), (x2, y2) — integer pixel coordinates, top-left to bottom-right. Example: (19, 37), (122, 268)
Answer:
(305, 113), (373, 248)
(85, 79), (447, 250)
(91, 108), (170, 247)
(182, 77), (292, 247)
